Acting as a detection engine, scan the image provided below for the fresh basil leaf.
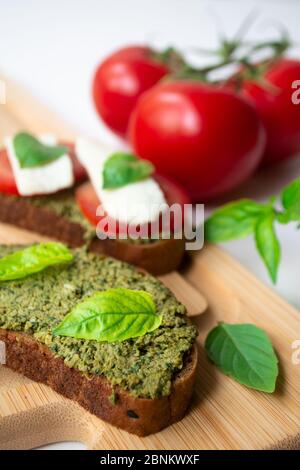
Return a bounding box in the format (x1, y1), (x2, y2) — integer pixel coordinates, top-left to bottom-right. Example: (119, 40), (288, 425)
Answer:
(205, 199), (269, 242)
(103, 152), (154, 189)
(0, 243), (73, 281)
(13, 132), (68, 168)
(281, 179), (300, 222)
(53, 288), (162, 342)
(255, 213), (280, 284)
(205, 323), (279, 393)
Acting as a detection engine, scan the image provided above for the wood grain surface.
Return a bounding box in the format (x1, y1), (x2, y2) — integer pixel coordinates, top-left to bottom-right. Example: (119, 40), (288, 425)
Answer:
(0, 75), (299, 450)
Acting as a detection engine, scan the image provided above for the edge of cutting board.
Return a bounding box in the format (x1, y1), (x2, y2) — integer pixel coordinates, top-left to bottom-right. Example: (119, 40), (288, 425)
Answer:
(0, 75), (299, 450)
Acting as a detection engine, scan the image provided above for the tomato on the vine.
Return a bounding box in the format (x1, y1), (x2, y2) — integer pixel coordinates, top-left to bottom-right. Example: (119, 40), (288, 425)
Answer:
(237, 58), (300, 166)
(92, 46), (171, 137)
(128, 81), (266, 202)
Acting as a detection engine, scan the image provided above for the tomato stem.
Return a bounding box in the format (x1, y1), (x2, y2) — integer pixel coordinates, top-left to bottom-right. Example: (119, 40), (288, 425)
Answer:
(156, 17), (292, 85)
(152, 47), (186, 74)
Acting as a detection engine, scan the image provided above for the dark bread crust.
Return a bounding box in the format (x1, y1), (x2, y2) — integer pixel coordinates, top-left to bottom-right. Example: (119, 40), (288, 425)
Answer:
(0, 328), (197, 436)
(0, 194), (185, 274)
(90, 237), (185, 275)
(0, 194), (86, 247)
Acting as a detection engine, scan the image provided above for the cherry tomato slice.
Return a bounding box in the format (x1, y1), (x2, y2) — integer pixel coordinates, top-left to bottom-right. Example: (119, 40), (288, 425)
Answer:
(0, 142), (86, 196)
(75, 174), (191, 237)
(0, 148), (19, 195)
(66, 142), (87, 183)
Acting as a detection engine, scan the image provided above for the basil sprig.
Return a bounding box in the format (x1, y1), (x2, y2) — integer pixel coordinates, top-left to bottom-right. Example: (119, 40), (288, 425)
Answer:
(0, 243), (73, 281)
(103, 152), (154, 189)
(205, 179), (300, 283)
(281, 179), (300, 222)
(13, 132), (68, 168)
(53, 288), (162, 342)
(205, 323), (279, 393)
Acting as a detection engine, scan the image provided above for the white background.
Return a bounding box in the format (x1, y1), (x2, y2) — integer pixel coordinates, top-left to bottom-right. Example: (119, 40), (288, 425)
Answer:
(0, 0), (299, 450)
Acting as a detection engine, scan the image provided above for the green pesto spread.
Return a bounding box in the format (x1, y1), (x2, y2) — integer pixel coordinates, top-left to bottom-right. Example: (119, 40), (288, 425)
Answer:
(28, 190), (96, 242)
(0, 246), (197, 398)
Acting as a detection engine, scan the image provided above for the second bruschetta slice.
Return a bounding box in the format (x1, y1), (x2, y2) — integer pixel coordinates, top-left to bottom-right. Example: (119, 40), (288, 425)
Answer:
(0, 132), (189, 274)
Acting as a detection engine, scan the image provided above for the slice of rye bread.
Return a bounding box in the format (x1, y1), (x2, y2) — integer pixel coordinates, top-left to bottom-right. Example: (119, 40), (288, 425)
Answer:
(0, 246), (198, 436)
(0, 330), (197, 436)
(0, 193), (185, 275)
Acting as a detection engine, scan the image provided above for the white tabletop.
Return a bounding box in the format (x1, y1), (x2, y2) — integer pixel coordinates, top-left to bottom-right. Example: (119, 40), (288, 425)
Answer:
(0, 0), (299, 450)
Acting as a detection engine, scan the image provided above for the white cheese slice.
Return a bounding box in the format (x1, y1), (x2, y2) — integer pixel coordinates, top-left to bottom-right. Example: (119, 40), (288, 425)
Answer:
(75, 137), (167, 225)
(5, 134), (74, 196)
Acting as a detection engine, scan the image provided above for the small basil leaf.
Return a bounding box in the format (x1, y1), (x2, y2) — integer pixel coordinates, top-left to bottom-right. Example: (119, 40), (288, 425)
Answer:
(13, 132), (68, 168)
(103, 152), (154, 189)
(255, 212), (280, 284)
(0, 243), (73, 281)
(205, 323), (279, 393)
(53, 288), (162, 342)
(281, 179), (300, 222)
(205, 199), (269, 242)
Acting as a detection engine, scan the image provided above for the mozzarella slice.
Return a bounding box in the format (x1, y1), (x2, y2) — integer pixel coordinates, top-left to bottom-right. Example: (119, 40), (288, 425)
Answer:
(5, 134), (74, 196)
(75, 137), (167, 225)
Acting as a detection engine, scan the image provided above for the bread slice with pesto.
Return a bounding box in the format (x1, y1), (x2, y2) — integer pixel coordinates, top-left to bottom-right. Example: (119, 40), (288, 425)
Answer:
(0, 244), (197, 436)
(0, 134), (187, 275)
(0, 189), (186, 275)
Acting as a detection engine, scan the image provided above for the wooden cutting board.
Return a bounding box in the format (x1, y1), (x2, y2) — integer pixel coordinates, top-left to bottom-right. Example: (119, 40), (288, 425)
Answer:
(0, 76), (299, 450)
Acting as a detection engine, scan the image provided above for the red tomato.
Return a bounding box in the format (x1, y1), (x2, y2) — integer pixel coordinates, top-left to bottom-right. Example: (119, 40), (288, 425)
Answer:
(0, 149), (19, 195)
(0, 142), (86, 196)
(128, 81), (266, 202)
(75, 174), (190, 236)
(92, 46), (169, 137)
(238, 59), (300, 166)
(65, 142), (86, 183)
